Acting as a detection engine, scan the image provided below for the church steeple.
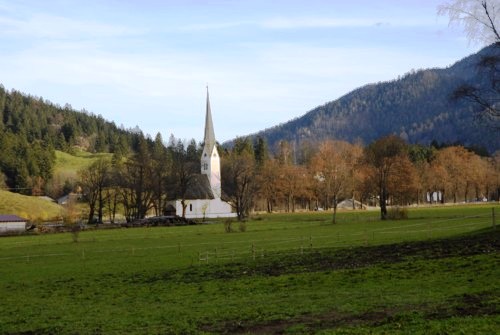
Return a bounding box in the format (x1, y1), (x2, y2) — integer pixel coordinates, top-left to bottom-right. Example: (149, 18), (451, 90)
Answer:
(204, 87), (216, 154)
(201, 87), (221, 199)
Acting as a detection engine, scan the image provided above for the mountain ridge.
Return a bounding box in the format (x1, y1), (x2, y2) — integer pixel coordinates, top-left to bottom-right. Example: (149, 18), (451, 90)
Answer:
(233, 44), (499, 153)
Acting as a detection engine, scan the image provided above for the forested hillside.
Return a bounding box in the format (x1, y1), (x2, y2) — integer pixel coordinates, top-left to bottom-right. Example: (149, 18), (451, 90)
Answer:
(0, 86), (145, 195)
(244, 44), (499, 154)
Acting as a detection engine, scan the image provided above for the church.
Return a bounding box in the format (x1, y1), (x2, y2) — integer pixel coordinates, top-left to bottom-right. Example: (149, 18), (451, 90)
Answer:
(169, 89), (236, 219)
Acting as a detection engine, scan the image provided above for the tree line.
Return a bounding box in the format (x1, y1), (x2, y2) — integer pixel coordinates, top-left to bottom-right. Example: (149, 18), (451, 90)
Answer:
(77, 134), (500, 224)
(224, 136), (500, 221)
(0, 85), (152, 196)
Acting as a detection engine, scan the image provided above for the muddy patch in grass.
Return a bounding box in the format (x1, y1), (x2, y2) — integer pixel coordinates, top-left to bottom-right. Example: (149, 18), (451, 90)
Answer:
(138, 229), (499, 284)
(203, 291), (499, 334)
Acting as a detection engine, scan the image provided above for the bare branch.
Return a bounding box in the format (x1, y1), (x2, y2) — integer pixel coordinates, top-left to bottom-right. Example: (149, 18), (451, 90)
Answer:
(482, 1), (500, 41)
(438, 0), (500, 45)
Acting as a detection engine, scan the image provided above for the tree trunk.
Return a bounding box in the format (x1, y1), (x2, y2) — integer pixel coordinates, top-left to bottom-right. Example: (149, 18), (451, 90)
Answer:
(98, 187), (103, 224)
(87, 207), (95, 225)
(380, 186), (388, 220)
(181, 199), (187, 218)
(464, 181), (469, 202)
(332, 195), (337, 224)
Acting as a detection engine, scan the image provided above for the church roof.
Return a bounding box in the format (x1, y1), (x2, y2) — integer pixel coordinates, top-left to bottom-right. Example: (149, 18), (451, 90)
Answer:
(184, 174), (215, 200)
(203, 88), (216, 154)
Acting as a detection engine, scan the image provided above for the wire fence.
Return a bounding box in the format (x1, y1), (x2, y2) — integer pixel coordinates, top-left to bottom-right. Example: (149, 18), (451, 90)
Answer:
(0, 210), (497, 335)
(196, 212), (495, 265)
(0, 209), (496, 265)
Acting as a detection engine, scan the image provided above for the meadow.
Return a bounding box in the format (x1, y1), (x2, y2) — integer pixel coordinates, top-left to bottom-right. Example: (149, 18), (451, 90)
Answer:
(0, 150), (110, 221)
(53, 150), (112, 182)
(0, 205), (498, 334)
(0, 190), (64, 221)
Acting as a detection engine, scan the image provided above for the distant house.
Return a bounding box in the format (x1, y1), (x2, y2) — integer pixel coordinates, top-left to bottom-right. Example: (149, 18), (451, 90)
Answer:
(57, 193), (81, 205)
(0, 215), (28, 233)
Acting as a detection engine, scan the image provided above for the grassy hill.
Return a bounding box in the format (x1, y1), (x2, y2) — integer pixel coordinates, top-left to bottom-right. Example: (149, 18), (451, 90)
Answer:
(0, 150), (110, 221)
(0, 189), (64, 221)
(53, 149), (112, 181)
(0, 205), (498, 334)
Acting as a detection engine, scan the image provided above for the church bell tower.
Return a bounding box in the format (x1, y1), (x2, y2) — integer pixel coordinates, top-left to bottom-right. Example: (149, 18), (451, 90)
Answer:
(201, 88), (222, 199)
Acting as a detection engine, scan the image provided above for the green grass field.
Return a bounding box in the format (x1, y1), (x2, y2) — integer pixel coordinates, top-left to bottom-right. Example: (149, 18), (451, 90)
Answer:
(0, 205), (498, 334)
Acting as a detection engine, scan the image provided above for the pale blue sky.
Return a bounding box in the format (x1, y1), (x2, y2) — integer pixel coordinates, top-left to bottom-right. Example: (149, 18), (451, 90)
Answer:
(0, 0), (482, 142)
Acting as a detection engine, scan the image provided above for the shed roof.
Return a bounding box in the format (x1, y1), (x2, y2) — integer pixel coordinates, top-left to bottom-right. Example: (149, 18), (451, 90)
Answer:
(0, 215), (27, 222)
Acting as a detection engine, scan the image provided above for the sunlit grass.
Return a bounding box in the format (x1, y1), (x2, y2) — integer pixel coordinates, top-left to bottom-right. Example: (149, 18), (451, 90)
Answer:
(0, 204), (498, 334)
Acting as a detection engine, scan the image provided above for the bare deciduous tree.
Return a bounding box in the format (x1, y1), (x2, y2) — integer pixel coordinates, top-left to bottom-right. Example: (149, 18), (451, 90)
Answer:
(364, 136), (409, 220)
(438, 0), (499, 45)
(79, 158), (111, 224)
(310, 141), (354, 223)
(439, 0), (500, 126)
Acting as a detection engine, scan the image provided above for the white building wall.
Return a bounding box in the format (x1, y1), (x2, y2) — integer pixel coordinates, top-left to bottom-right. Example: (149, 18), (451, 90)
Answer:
(0, 222), (26, 233)
(201, 146), (222, 199)
(172, 199), (236, 219)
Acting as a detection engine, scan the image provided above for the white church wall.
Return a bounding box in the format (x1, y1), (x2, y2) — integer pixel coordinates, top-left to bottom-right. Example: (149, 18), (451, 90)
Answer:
(172, 199), (236, 219)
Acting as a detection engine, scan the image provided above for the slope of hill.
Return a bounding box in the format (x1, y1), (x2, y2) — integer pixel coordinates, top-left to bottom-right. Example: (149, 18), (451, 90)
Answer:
(0, 189), (64, 221)
(0, 85), (145, 194)
(54, 150), (112, 181)
(242, 44), (499, 153)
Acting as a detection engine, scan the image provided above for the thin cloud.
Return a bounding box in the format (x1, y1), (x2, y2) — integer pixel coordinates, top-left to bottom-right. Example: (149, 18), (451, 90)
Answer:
(178, 16), (440, 32)
(178, 21), (253, 31)
(261, 17), (380, 29)
(0, 13), (144, 39)
(261, 16), (440, 29)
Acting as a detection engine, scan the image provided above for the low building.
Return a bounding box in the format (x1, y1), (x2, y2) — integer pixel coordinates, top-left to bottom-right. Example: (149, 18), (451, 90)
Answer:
(0, 215), (28, 234)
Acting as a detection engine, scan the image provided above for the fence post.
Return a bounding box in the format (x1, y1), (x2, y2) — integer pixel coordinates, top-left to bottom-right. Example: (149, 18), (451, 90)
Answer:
(493, 208), (496, 230)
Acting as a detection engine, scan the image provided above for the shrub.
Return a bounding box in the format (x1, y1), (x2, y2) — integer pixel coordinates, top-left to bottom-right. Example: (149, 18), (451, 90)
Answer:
(71, 224), (81, 243)
(238, 221), (247, 232)
(224, 219), (233, 233)
(387, 206), (409, 220)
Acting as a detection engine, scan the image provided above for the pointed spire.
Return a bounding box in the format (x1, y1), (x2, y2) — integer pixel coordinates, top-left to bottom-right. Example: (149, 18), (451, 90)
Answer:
(204, 86), (216, 152)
